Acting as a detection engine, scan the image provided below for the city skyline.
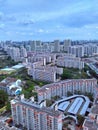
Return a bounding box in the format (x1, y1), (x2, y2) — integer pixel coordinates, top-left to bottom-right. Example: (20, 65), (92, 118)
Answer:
(0, 0), (98, 41)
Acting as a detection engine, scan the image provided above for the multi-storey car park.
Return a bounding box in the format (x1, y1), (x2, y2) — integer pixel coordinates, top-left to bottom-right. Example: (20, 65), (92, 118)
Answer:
(51, 95), (90, 119)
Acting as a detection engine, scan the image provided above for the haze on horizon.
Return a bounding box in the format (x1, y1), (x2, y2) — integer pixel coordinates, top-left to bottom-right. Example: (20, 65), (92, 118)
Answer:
(0, 0), (98, 41)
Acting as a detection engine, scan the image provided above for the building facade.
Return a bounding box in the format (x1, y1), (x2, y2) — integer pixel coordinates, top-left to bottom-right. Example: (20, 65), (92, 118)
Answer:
(11, 97), (63, 130)
(56, 56), (84, 69)
(28, 65), (63, 83)
(37, 79), (97, 102)
(68, 45), (84, 57)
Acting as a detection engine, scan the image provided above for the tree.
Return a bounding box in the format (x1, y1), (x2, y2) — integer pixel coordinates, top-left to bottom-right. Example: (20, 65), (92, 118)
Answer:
(6, 102), (11, 111)
(77, 114), (85, 126)
(67, 91), (73, 96)
(46, 99), (53, 107)
(83, 64), (90, 72)
(0, 90), (8, 108)
(61, 71), (72, 79)
(51, 96), (60, 100)
(85, 92), (94, 102)
(22, 91), (32, 99)
(67, 128), (71, 130)
(63, 122), (68, 128)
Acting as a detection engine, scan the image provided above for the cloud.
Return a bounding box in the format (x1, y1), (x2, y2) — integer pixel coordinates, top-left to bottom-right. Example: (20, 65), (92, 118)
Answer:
(37, 29), (44, 33)
(0, 0), (98, 40)
(0, 12), (4, 20)
(0, 23), (5, 30)
(0, 12), (16, 23)
(19, 19), (34, 26)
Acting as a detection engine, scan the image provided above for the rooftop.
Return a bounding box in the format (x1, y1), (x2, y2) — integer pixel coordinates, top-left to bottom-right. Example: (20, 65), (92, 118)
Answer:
(0, 77), (18, 88)
(0, 68), (15, 71)
(91, 106), (98, 115)
(37, 79), (96, 93)
(12, 98), (62, 118)
(2, 77), (17, 84)
(58, 101), (70, 111)
(68, 97), (84, 115)
(83, 120), (98, 130)
(0, 82), (6, 87)
(12, 64), (24, 69)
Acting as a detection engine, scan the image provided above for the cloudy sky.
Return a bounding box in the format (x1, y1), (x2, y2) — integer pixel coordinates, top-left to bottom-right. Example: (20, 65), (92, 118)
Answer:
(0, 0), (98, 41)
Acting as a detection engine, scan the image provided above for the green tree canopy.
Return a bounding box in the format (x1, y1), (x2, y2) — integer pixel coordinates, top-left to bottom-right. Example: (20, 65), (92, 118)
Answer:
(77, 114), (85, 126)
(0, 90), (8, 108)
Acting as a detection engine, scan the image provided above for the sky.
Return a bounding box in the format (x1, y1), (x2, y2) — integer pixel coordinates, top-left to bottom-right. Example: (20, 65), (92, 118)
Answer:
(0, 0), (98, 41)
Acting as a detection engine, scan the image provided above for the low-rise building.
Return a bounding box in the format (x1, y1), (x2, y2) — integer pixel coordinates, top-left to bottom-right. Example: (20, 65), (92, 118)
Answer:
(0, 77), (22, 95)
(83, 98), (98, 130)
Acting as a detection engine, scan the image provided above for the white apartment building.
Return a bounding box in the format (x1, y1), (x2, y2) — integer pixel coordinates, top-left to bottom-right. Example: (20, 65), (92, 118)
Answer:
(11, 96), (63, 130)
(37, 79), (97, 102)
(20, 46), (27, 58)
(56, 56), (84, 69)
(84, 44), (98, 56)
(54, 40), (60, 52)
(8, 47), (21, 62)
(42, 43), (50, 52)
(27, 61), (45, 76)
(29, 65), (63, 82)
(6, 47), (21, 62)
(25, 45), (31, 52)
(27, 53), (52, 64)
(6, 46), (28, 62)
(64, 39), (71, 52)
(68, 45), (84, 57)
(32, 67), (56, 82)
(30, 41), (42, 52)
(68, 44), (98, 57)
(30, 41), (36, 51)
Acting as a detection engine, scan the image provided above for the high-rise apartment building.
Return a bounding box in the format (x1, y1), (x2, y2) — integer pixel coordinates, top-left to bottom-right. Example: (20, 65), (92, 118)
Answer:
(84, 44), (98, 56)
(64, 39), (71, 52)
(56, 56), (84, 69)
(37, 79), (97, 102)
(20, 46), (27, 58)
(54, 40), (60, 52)
(68, 45), (84, 57)
(30, 41), (36, 51)
(11, 96), (63, 130)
